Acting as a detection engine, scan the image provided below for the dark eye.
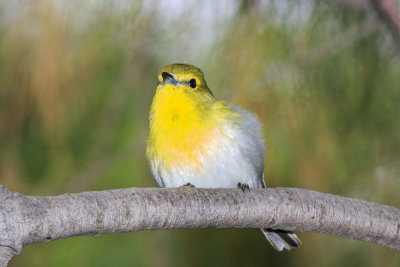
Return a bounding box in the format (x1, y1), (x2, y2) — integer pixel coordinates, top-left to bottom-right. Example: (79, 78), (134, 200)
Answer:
(189, 79), (197, 88)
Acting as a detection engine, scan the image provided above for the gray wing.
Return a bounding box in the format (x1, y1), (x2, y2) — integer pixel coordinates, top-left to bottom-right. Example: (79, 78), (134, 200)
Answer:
(228, 104), (265, 184)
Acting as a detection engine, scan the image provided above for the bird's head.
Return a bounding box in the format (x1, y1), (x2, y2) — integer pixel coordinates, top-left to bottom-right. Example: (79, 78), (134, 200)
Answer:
(157, 63), (214, 102)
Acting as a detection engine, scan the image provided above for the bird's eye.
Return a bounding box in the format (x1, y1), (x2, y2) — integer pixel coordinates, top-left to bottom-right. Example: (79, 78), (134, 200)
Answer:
(189, 79), (197, 88)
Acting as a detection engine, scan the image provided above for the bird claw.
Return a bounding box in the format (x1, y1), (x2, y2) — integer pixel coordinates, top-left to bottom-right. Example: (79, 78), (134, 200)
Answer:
(237, 182), (250, 192)
(180, 183), (195, 188)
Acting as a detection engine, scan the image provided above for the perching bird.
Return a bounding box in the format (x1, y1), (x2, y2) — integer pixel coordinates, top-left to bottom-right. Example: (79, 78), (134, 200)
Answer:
(146, 63), (301, 251)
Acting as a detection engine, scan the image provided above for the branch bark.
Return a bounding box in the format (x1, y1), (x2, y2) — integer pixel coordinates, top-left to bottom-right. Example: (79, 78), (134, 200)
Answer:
(0, 184), (399, 266)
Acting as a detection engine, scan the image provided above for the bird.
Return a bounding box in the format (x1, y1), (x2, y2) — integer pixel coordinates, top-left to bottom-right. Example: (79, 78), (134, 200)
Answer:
(146, 63), (301, 251)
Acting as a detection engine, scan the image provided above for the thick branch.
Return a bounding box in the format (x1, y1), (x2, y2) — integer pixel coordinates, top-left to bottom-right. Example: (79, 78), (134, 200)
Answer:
(1, 185), (399, 266)
(0, 247), (13, 267)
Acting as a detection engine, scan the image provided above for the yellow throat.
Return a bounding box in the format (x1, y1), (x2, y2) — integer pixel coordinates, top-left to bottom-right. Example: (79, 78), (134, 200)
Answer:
(146, 63), (238, 169)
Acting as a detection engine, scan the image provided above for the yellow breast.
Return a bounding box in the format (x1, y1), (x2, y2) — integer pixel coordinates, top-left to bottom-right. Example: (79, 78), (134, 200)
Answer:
(146, 84), (236, 170)
(147, 85), (213, 169)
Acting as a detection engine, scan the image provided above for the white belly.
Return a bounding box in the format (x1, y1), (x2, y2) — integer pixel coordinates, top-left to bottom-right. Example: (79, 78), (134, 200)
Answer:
(150, 108), (265, 189)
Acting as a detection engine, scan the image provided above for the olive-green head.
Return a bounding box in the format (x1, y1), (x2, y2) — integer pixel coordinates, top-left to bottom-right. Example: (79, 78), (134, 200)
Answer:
(157, 63), (214, 97)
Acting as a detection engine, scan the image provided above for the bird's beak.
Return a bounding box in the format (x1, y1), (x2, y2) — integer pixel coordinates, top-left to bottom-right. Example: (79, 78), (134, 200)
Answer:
(161, 72), (178, 86)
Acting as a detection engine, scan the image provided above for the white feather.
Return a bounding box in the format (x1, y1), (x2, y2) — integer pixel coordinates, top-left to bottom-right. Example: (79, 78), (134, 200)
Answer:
(149, 104), (265, 189)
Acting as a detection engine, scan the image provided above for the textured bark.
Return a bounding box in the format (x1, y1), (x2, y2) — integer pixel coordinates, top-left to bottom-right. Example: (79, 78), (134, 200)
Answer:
(0, 184), (399, 266)
(0, 247), (13, 267)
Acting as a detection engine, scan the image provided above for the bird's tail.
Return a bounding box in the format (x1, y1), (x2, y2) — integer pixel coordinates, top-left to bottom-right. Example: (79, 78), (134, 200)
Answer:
(261, 228), (301, 251)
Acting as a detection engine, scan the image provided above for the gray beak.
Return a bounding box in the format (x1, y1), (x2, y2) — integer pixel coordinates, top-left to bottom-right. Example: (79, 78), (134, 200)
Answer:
(162, 72), (178, 86)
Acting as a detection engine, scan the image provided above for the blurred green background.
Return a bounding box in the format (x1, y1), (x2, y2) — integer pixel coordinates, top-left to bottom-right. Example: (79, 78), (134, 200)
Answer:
(1, 0), (399, 266)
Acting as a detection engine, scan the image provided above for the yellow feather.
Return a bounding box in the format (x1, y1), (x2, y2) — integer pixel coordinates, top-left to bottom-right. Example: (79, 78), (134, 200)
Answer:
(147, 82), (238, 170)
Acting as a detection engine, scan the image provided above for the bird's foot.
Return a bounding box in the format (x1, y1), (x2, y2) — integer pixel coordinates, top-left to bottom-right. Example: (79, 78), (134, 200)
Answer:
(180, 183), (195, 188)
(237, 182), (250, 192)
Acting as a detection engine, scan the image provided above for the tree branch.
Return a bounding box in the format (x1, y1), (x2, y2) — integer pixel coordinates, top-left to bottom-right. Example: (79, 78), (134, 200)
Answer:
(1, 184), (399, 266)
(0, 246), (14, 267)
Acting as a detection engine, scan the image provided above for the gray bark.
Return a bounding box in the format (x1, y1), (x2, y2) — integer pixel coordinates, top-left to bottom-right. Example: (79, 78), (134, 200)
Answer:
(0, 184), (399, 266)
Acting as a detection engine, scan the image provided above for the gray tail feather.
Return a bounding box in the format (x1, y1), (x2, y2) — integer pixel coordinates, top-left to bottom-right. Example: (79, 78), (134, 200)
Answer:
(261, 228), (301, 251)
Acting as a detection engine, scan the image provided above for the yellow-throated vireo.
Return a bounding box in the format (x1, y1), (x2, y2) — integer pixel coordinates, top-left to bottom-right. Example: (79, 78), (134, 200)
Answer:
(146, 63), (301, 251)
